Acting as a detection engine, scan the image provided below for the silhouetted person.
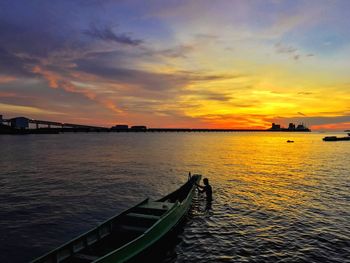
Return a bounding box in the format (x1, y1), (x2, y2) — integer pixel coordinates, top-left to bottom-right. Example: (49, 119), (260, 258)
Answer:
(196, 178), (212, 210)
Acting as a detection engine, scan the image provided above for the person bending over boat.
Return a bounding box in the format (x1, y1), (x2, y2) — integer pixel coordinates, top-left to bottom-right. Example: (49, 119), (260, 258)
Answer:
(196, 178), (213, 210)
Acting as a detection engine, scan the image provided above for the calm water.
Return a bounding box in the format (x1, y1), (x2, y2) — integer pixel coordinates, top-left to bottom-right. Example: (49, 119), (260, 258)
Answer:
(0, 132), (349, 263)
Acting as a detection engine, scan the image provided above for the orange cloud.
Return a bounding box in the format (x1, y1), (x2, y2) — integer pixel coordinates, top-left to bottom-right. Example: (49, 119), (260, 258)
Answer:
(102, 100), (123, 114)
(311, 122), (350, 131)
(0, 91), (16, 97)
(31, 65), (123, 115)
(0, 75), (16, 84)
(186, 113), (271, 129)
(32, 66), (60, 88)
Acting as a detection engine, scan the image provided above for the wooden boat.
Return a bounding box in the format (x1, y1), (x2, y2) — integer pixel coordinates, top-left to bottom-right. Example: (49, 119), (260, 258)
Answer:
(31, 174), (201, 263)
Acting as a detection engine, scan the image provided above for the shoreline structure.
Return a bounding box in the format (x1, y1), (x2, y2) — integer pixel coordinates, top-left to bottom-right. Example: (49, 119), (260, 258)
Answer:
(0, 115), (311, 134)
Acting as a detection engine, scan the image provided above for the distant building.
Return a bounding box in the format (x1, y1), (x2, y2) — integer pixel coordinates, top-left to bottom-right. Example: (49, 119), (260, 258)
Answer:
(270, 123), (281, 130)
(10, 117), (29, 129)
(288, 123), (296, 130)
(130, 125), (147, 130)
(0, 115), (11, 129)
(112, 125), (129, 130)
(268, 122), (310, 132)
(296, 123), (309, 131)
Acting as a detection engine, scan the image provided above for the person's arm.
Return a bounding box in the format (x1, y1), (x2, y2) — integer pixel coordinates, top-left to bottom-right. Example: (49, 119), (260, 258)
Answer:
(196, 183), (204, 189)
(196, 184), (205, 194)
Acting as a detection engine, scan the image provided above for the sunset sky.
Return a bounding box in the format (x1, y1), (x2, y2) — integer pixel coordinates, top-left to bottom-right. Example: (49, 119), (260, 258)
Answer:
(1, 0), (350, 130)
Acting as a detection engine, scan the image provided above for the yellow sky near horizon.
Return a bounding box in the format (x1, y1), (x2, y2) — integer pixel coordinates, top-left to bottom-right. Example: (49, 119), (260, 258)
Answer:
(1, 1), (350, 130)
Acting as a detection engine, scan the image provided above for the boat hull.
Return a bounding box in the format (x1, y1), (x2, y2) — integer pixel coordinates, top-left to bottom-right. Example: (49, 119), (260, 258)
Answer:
(31, 174), (201, 263)
(98, 187), (196, 263)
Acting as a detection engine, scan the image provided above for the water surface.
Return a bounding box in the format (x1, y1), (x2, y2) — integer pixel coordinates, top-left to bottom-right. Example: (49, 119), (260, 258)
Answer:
(1, 132), (349, 262)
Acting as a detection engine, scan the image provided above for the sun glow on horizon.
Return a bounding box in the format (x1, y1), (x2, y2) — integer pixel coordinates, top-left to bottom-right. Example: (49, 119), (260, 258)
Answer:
(0, 1), (349, 130)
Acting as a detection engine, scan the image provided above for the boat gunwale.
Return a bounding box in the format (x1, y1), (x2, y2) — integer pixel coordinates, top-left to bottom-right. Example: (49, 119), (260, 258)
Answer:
(93, 200), (180, 263)
(30, 198), (150, 263)
(94, 174), (200, 263)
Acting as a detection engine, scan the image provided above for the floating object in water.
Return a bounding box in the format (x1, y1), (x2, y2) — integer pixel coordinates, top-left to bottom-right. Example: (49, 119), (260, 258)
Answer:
(31, 174), (201, 263)
(323, 135), (350, 141)
(287, 140), (294, 143)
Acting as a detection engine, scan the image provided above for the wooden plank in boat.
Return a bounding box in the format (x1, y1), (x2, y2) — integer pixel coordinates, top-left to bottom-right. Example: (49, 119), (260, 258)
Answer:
(119, 225), (149, 233)
(126, 212), (161, 220)
(139, 201), (174, 210)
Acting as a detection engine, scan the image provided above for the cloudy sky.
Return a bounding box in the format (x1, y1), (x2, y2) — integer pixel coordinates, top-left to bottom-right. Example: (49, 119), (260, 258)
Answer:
(1, 0), (350, 130)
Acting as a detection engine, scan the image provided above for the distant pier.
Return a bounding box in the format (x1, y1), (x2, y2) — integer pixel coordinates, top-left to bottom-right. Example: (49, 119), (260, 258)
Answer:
(112, 128), (310, 132)
(0, 115), (311, 134)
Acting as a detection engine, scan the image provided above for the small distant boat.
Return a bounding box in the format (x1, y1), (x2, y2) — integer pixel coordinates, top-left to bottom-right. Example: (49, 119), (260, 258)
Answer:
(31, 174), (201, 263)
(287, 140), (294, 143)
(323, 134), (350, 141)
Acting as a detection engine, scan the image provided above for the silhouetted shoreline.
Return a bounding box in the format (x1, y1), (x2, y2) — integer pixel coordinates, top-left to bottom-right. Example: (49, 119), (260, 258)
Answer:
(0, 126), (312, 134)
(0, 115), (311, 134)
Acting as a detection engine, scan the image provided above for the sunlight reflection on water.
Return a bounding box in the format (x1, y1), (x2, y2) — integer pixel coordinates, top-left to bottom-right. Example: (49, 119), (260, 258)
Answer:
(0, 132), (349, 262)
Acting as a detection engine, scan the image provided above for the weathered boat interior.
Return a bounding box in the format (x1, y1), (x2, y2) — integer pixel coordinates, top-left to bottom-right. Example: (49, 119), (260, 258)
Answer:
(62, 201), (174, 263)
(34, 175), (199, 263)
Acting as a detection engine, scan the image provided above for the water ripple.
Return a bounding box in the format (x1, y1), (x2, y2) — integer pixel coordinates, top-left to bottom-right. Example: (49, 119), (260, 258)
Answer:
(0, 133), (349, 262)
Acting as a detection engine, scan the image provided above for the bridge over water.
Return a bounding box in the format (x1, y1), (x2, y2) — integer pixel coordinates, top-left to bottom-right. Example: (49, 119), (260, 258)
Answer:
(0, 115), (310, 133)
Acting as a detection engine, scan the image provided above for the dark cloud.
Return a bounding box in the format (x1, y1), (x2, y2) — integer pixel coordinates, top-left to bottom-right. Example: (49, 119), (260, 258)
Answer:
(118, 100), (161, 113)
(0, 48), (38, 77)
(0, 9), (83, 58)
(135, 44), (195, 61)
(195, 113), (267, 120)
(83, 25), (143, 46)
(76, 62), (186, 91)
(275, 42), (300, 60)
(275, 42), (297, 54)
(0, 80), (103, 114)
(293, 54), (300, 60)
(189, 73), (245, 81)
(189, 90), (233, 102)
(75, 56), (244, 93)
(298, 91), (313, 95)
(204, 94), (232, 101)
(0, 2), (145, 84)
(156, 45), (193, 58)
(274, 42), (315, 61)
